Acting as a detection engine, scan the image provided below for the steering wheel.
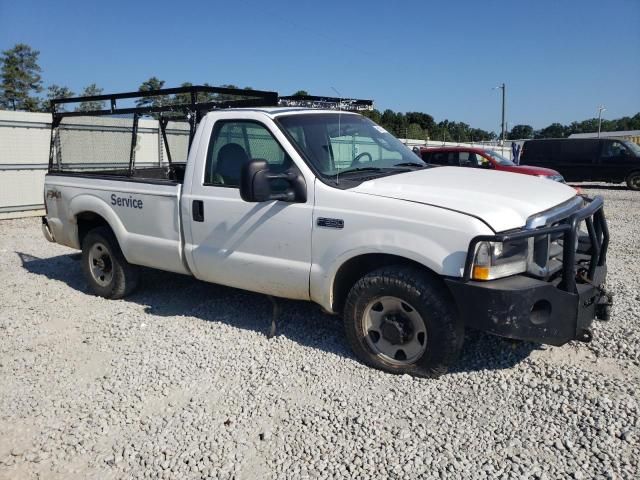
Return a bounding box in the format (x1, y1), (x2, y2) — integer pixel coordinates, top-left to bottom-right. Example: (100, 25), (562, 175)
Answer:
(350, 151), (373, 167)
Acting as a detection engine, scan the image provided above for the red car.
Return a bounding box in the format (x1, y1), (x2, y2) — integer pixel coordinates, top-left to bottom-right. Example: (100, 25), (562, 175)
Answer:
(415, 146), (565, 183)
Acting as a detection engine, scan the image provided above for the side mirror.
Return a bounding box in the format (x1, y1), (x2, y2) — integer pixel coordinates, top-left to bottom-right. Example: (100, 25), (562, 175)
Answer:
(240, 159), (307, 203)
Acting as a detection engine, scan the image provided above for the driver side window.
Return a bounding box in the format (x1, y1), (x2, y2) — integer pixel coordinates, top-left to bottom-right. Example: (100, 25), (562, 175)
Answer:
(602, 141), (627, 158)
(204, 121), (291, 187)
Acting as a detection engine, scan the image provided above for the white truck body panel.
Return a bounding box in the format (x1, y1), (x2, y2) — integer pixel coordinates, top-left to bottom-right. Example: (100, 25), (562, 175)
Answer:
(44, 107), (581, 312)
(352, 166), (576, 233)
(44, 176), (188, 275)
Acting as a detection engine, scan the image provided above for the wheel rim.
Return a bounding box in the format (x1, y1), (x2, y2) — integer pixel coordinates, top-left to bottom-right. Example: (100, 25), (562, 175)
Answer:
(631, 176), (640, 188)
(362, 296), (427, 365)
(88, 242), (113, 287)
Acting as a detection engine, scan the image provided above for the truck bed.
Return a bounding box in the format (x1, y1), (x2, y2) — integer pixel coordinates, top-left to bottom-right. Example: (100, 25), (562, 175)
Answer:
(44, 172), (190, 276)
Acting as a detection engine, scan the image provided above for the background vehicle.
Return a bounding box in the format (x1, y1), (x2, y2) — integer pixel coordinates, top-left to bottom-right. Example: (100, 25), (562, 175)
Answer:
(417, 146), (565, 182)
(42, 86), (611, 377)
(520, 138), (640, 190)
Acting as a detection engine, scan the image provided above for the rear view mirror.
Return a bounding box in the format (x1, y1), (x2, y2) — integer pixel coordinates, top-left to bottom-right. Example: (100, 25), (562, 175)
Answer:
(240, 159), (306, 203)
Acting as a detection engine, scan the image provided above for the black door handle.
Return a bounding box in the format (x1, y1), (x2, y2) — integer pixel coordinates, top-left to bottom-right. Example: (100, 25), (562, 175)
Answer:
(193, 200), (204, 222)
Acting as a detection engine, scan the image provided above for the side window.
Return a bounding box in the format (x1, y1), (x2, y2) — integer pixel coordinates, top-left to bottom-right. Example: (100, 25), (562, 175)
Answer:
(430, 152), (448, 165)
(204, 121), (291, 187)
(470, 153), (490, 167)
(602, 141), (627, 158)
(447, 152), (459, 166)
(458, 152), (472, 167)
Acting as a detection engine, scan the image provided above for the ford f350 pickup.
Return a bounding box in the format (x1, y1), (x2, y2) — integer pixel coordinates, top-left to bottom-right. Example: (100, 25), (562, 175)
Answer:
(42, 86), (612, 377)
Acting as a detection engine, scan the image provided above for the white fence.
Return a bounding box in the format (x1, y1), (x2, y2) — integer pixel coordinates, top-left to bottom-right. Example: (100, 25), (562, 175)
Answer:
(0, 110), (183, 218)
(0, 110), (514, 218)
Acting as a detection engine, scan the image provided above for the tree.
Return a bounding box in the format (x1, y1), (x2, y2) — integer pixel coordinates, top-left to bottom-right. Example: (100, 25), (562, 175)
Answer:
(292, 90), (309, 96)
(135, 76), (165, 111)
(0, 43), (43, 111)
(534, 122), (567, 139)
(41, 84), (74, 112)
(406, 123), (426, 140)
(76, 84), (105, 112)
(406, 112), (435, 134)
(171, 82), (193, 105)
(508, 124), (534, 140)
(361, 108), (382, 124)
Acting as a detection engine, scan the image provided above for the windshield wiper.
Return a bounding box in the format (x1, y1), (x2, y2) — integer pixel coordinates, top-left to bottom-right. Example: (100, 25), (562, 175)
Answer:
(338, 166), (385, 175)
(393, 162), (426, 168)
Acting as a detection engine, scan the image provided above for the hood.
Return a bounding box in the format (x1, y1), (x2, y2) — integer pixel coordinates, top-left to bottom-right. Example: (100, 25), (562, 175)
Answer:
(352, 167), (577, 232)
(498, 164), (560, 176)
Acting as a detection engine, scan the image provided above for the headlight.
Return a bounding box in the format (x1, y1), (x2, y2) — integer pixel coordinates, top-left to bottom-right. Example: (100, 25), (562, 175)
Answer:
(471, 239), (529, 280)
(538, 174), (565, 183)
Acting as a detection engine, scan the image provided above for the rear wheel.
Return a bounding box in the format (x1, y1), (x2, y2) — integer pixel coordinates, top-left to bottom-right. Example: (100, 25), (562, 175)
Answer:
(343, 265), (463, 377)
(626, 172), (640, 191)
(81, 227), (139, 299)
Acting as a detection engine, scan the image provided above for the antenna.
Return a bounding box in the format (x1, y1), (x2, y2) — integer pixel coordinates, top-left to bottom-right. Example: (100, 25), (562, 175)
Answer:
(332, 87), (343, 185)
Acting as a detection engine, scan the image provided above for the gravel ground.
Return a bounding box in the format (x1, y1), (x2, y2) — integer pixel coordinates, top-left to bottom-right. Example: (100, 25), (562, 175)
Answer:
(0, 184), (638, 480)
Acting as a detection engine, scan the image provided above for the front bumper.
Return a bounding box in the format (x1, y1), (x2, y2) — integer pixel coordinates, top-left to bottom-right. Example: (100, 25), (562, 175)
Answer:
(447, 195), (610, 346)
(445, 266), (608, 345)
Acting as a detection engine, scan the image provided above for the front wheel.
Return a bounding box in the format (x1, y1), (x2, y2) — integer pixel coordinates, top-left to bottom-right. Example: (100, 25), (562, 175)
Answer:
(81, 227), (139, 299)
(343, 266), (463, 377)
(626, 172), (640, 191)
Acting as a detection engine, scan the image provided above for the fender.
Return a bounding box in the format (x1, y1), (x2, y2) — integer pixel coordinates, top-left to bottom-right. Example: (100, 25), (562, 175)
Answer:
(310, 228), (468, 313)
(68, 193), (131, 260)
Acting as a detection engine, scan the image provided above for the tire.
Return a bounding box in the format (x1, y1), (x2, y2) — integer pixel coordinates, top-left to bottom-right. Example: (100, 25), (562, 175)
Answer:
(626, 172), (640, 191)
(81, 226), (139, 299)
(343, 265), (463, 378)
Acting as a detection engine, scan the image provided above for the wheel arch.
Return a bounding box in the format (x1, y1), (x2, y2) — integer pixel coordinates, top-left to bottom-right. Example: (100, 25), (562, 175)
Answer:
(626, 169), (640, 190)
(76, 211), (112, 248)
(330, 253), (443, 314)
(69, 195), (129, 257)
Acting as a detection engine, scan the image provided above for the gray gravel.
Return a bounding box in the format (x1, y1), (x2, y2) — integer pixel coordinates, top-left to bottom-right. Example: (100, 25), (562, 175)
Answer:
(0, 184), (638, 480)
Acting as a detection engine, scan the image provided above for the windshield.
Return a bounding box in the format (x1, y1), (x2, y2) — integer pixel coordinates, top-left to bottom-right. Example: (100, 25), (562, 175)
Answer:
(623, 141), (640, 156)
(485, 149), (516, 166)
(277, 113), (425, 178)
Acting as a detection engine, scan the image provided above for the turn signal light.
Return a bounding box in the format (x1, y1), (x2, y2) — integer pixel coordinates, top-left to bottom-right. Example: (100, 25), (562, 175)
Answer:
(472, 265), (491, 280)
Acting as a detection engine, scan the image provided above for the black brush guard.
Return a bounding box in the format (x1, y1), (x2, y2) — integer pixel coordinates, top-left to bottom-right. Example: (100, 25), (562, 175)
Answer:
(445, 196), (611, 345)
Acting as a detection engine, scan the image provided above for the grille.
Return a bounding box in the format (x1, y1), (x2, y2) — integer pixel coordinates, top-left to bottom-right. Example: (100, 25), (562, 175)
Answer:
(527, 227), (565, 279)
(525, 197), (586, 280)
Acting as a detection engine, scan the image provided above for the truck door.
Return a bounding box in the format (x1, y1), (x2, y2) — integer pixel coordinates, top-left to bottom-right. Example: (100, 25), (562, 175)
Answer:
(183, 119), (313, 300)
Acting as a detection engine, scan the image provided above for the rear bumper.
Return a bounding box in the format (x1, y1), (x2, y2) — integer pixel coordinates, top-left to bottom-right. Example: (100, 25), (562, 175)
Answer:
(445, 265), (608, 345)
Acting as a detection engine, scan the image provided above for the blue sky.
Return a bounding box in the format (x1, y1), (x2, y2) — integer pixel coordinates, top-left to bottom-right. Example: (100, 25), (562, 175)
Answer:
(1, 0), (638, 132)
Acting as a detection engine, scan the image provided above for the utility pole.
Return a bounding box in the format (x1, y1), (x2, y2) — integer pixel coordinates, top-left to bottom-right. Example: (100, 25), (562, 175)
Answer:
(597, 105), (606, 138)
(494, 83), (506, 144)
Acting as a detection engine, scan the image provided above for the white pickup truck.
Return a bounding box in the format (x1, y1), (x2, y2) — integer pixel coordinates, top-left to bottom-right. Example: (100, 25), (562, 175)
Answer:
(42, 86), (612, 377)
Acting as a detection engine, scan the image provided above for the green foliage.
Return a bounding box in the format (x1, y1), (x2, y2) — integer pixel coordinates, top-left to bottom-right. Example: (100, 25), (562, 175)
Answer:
(0, 43), (43, 111)
(508, 124), (534, 140)
(136, 77), (166, 114)
(292, 90), (309, 96)
(533, 113), (640, 138)
(363, 108), (494, 142)
(76, 84), (105, 112)
(534, 122), (566, 139)
(42, 84), (74, 112)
